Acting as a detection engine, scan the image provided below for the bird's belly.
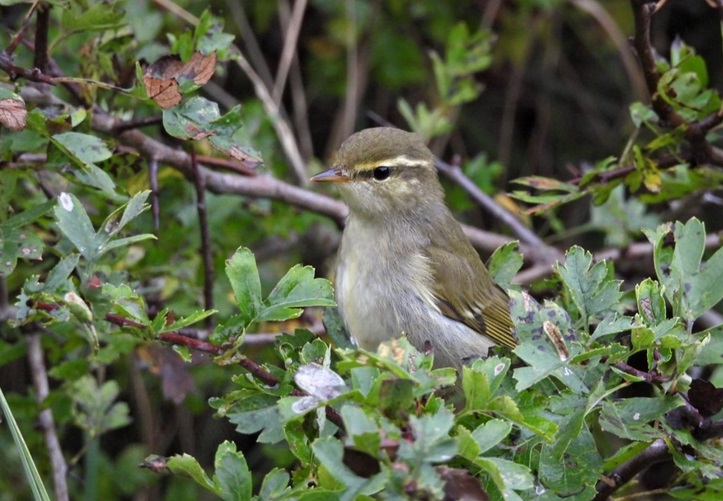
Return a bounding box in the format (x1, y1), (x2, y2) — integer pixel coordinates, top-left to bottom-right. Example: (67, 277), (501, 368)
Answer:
(336, 250), (494, 369)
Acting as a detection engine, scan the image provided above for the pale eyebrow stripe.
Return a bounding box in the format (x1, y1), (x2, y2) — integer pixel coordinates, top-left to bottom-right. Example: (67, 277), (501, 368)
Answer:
(354, 155), (426, 172)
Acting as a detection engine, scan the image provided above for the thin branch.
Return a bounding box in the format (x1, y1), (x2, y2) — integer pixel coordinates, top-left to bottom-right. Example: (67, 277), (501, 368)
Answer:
(112, 115), (163, 134)
(435, 157), (557, 257)
(225, 0), (275, 90)
(148, 159), (160, 232)
(569, 0), (647, 100)
(272, 0), (308, 105)
(27, 333), (69, 501)
(33, 4), (50, 74)
(190, 151), (215, 328)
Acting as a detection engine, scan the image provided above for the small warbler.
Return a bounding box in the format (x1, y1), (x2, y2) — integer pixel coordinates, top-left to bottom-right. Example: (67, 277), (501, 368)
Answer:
(311, 127), (515, 370)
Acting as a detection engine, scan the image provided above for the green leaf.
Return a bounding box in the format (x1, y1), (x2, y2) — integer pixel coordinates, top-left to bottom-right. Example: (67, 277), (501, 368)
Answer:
(322, 307), (354, 350)
(476, 457), (534, 497)
(195, 11), (236, 55)
(71, 376), (131, 437)
(100, 190), (152, 238)
(0, 224), (45, 275)
(167, 454), (218, 494)
(670, 478), (723, 500)
(645, 219), (723, 320)
(162, 97), (262, 165)
(102, 283), (150, 327)
(599, 395), (684, 441)
(471, 419), (512, 454)
(51, 133), (119, 198)
(4, 199), (55, 228)
(60, 1), (125, 31)
(213, 441), (252, 501)
(99, 234), (157, 255)
(161, 309), (217, 333)
(45, 254), (80, 291)
(462, 357), (510, 411)
(257, 469), (290, 500)
(225, 247), (262, 331)
(399, 408), (457, 463)
(695, 323), (723, 366)
(538, 425), (601, 497)
(311, 436), (385, 497)
(556, 246), (622, 324)
(487, 241), (523, 289)
(257, 264), (335, 323)
(591, 314), (635, 340)
(226, 393), (284, 444)
(54, 193), (98, 261)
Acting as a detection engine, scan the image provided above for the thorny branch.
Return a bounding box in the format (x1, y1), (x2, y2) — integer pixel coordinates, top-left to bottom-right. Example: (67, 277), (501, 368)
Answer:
(104, 315), (345, 428)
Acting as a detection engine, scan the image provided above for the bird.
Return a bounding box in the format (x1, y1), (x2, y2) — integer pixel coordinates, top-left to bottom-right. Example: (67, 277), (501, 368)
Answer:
(311, 127), (515, 372)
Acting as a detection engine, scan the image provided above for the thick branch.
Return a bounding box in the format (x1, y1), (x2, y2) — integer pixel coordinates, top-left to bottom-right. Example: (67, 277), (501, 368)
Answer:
(594, 438), (669, 501)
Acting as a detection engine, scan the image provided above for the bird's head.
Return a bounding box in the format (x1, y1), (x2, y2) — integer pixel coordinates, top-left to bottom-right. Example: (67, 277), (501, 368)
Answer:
(311, 128), (444, 219)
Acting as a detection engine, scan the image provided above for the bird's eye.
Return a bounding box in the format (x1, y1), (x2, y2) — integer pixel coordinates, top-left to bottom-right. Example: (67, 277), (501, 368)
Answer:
(373, 166), (391, 181)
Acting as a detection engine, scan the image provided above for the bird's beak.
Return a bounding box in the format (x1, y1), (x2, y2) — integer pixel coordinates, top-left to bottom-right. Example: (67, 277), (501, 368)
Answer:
(310, 167), (350, 183)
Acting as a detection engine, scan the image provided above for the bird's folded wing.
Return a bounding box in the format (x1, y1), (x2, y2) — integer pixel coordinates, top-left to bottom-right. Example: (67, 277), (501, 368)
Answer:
(425, 245), (516, 348)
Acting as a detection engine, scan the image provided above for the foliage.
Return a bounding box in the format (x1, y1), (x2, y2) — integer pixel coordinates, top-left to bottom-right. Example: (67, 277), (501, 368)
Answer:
(1, 1), (722, 501)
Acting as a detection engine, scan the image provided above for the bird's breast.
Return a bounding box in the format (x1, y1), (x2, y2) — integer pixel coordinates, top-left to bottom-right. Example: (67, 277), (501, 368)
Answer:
(336, 219), (437, 350)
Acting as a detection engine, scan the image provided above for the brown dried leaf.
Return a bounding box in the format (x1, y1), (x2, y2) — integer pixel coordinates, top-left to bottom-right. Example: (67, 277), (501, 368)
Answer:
(181, 51), (217, 85)
(143, 52), (216, 109)
(144, 54), (184, 79)
(143, 76), (182, 109)
(0, 98), (28, 131)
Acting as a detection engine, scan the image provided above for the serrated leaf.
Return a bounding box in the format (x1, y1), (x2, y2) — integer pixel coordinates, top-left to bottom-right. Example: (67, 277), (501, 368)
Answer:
(257, 468), (290, 499)
(556, 246), (622, 323)
(539, 425), (601, 497)
(100, 190), (151, 239)
(487, 241), (523, 289)
(646, 219), (723, 320)
(167, 454), (218, 493)
(599, 396), (684, 441)
(225, 247), (262, 330)
(591, 314), (635, 340)
(213, 441), (252, 501)
(226, 393), (284, 444)
(257, 265), (335, 323)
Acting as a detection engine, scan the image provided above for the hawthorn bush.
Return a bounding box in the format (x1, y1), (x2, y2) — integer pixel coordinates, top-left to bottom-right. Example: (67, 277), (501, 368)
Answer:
(1, 1), (722, 500)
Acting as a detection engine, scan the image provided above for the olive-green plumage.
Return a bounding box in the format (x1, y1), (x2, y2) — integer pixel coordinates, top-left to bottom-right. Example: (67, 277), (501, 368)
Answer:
(312, 127), (515, 371)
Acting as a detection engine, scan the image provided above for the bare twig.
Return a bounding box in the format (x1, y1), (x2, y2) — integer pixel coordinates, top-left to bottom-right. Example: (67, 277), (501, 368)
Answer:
(190, 152), (215, 327)
(435, 158), (558, 257)
(272, 0), (308, 105)
(225, 0), (275, 89)
(112, 116), (163, 134)
(27, 333), (69, 501)
(148, 159), (160, 232)
(569, 0), (647, 100)
(33, 4), (50, 73)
